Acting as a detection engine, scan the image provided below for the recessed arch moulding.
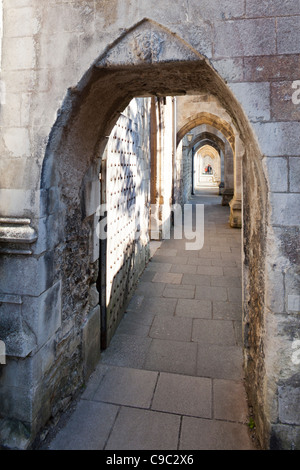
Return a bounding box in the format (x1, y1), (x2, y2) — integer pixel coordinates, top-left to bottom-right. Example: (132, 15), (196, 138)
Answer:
(195, 144), (221, 187)
(176, 95), (244, 226)
(192, 133), (226, 196)
(0, 17), (292, 450)
(176, 122), (233, 203)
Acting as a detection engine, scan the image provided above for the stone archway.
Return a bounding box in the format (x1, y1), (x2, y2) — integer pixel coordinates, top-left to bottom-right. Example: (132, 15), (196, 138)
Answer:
(176, 109), (243, 227)
(177, 111), (236, 151)
(1, 18), (270, 449)
(195, 144), (221, 188)
(179, 127), (233, 204)
(193, 136), (225, 196)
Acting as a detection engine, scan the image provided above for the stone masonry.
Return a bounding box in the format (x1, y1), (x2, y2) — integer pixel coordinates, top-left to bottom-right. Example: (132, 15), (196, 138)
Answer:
(0, 0), (299, 450)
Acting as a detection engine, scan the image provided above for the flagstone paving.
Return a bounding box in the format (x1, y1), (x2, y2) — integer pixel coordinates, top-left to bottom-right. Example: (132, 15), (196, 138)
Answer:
(45, 189), (256, 450)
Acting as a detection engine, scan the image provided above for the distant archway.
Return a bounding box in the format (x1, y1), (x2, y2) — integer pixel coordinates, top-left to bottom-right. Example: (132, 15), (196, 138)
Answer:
(178, 126), (233, 203)
(177, 111), (235, 151)
(195, 144), (221, 188)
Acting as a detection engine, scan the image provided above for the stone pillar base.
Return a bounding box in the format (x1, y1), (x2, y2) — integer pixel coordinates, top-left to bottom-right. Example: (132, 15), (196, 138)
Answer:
(219, 182), (225, 195)
(229, 198), (242, 228)
(0, 417), (32, 450)
(222, 188), (234, 206)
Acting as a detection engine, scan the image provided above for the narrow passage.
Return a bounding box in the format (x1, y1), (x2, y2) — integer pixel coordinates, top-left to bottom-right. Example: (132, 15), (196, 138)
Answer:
(47, 189), (255, 450)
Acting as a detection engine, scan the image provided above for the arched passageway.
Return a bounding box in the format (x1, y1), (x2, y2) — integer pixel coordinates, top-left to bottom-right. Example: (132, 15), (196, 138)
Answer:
(176, 106), (243, 227)
(176, 126), (233, 204)
(46, 182), (254, 450)
(2, 18), (270, 449)
(195, 144), (222, 189)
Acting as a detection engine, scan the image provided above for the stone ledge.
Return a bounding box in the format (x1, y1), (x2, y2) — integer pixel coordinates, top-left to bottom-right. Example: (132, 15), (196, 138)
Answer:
(0, 217), (37, 255)
(0, 294), (22, 305)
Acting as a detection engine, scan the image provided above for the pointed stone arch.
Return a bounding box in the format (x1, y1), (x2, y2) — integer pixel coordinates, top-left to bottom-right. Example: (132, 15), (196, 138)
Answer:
(176, 109), (245, 226)
(33, 18), (269, 449)
(188, 131), (226, 155)
(176, 111), (236, 150)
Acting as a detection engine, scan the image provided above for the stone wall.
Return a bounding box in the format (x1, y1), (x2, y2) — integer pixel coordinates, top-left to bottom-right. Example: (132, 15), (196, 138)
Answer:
(0, 0), (299, 449)
(0, 97), (153, 449)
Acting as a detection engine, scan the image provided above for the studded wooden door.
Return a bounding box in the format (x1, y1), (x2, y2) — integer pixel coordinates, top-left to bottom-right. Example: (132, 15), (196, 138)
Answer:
(104, 114), (139, 344)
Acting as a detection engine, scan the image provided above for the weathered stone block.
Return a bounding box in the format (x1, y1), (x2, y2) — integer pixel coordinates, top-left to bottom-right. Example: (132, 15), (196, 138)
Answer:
(229, 82), (270, 121)
(265, 264), (285, 313)
(0, 384), (34, 423)
(214, 19), (276, 57)
(263, 157), (288, 193)
(279, 375), (300, 425)
(82, 305), (101, 380)
(0, 189), (40, 218)
(0, 93), (22, 127)
(1, 69), (38, 94)
(33, 213), (65, 255)
(269, 194), (300, 227)
(246, 0), (300, 17)
(253, 122), (300, 156)
(175, 21), (213, 58)
(21, 281), (62, 348)
(2, 127), (31, 158)
(285, 269), (300, 313)
(0, 300), (36, 357)
(277, 17), (300, 55)
(0, 355), (39, 390)
(2, 37), (35, 70)
(0, 417), (31, 450)
(244, 55), (300, 82)
(274, 226), (300, 266)
(90, 212), (100, 264)
(139, 0), (189, 25)
(88, 283), (99, 310)
(188, 0), (245, 21)
(0, 251), (54, 296)
(212, 58), (244, 82)
(4, 0), (33, 6)
(39, 32), (79, 69)
(0, 158), (41, 192)
(39, 187), (62, 219)
(288, 295), (300, 314)
(271, 81), (300, 121)
(270, 424), (300, 450)
(43, 3), (94, 35)
(5, 7), (40, 37)
(289, 158), (300, 193)
(82, 179), (100, 219)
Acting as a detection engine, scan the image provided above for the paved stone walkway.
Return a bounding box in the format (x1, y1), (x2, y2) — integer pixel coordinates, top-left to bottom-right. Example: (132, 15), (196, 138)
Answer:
(46, 189), (255, 450)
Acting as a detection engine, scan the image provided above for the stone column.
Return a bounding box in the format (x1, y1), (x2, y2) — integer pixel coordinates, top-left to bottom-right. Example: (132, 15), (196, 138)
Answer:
(150, 97), (174, 240)
(222, 140), (234, 206)
(229, 136), (243, 228)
